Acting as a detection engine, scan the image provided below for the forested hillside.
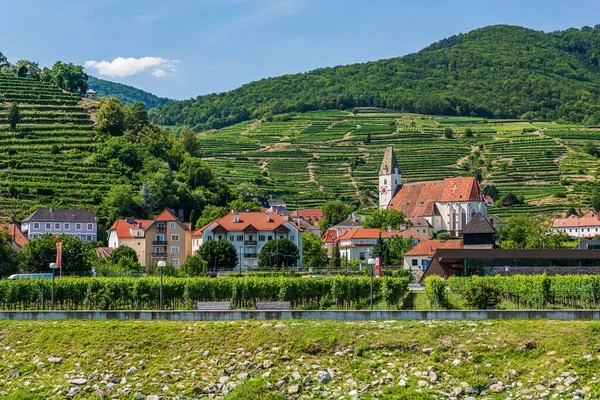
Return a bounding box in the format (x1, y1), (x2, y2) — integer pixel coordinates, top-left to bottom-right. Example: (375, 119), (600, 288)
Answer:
(87, 76), (170, 109)
(150, 25), (600, 130)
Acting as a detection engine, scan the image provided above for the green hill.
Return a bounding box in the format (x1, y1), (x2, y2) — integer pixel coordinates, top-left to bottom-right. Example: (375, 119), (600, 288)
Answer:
(87, 76), (169, 108)
(0, 75), (127, 219)
(150, 24), (600, 130)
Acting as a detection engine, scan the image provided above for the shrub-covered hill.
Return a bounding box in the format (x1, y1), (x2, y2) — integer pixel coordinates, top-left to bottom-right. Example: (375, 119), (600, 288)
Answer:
(87, 76), (170, 109)
(150, 24), (600, 130)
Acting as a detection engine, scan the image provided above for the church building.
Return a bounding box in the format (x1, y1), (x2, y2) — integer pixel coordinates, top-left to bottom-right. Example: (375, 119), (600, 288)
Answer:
(379, 147), (489, 236)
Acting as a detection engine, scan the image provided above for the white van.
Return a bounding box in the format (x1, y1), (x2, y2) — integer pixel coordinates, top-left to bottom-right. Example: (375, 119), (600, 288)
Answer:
(7, 273), (53, 280)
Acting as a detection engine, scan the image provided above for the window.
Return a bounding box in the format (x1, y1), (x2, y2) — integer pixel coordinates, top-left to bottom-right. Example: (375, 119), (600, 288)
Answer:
(290, 235), (295, 241)
(412, 259), (418, 267)
(258, 235), (266, 241)
(218, 235), (222, 240)
(171, 246), (180, 254)
(76, 223), (81, 230)
(384, 179), (387, 185)
(268, 235), (273, 241)
(229, 235), (234, 241)
(33, 223), (40, 229)
(45, 223), (51, 230)
(54, 223), (61, 230)
(157, 223), (166, 233)
(64, 223), (70, 230)
(172, 259), (180, 266)
(237, 235), (244, 241)
(206, 236), (212, 241)
(87, 223), (93, 231)
(156, 234), (165, 241)
(248, 235), (253, 241)
(171, 234), (180, 241)
(170, 222), (176, 229)
(87, 235), (93, 241)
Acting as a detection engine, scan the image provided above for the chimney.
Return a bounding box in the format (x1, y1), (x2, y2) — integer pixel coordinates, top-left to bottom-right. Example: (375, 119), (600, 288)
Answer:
(387, 226), (392, 232)
(266, 212), (271, 222)
(400, 223), (407, 231)
(270, 194), (273, 200)
(233, 213), (240, 223)
(361, 215), (366, 222)
(126, 217), (135, 224)
(138, 222), (142, 229)
(178, 208), (184, 222)
(440, 237), (447, 243)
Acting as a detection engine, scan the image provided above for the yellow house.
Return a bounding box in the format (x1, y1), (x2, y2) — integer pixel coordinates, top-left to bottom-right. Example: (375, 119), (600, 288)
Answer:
(108, 209), (192, 268)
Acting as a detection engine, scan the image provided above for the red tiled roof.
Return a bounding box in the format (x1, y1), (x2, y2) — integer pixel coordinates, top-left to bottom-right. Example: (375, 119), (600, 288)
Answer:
(155, 209), (178, 221)
(322, 229), (338, 243)
(483, 195), (495, 205)
(404, 239), (463, 257)
(293, 218), (320, 232)
(439, 177), (481, 202)
(0, 224), (28, 248)
(388, 181), (443, 217)
(96, 247), (114, 258)
(406, 217), (432, 228)
(201, 212), (290, 232)
(109, 219), (153, 239)
(337, 228), (429, 242)
(553, 211), (600, 228)
(290, 209), (323, 222)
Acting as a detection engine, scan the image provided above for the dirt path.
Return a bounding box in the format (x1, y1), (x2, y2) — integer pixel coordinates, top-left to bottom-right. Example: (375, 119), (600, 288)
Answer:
(346, 165), (360, 197)
(307, 161), (324, 192)
(240, 119), (263, 135)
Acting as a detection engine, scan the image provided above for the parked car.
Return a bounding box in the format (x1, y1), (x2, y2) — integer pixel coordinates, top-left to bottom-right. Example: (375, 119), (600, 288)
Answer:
(7, 273), (53, 280)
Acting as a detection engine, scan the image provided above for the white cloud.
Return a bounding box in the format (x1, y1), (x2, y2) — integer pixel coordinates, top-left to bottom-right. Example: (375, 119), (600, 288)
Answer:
(84, 57), (179, 78)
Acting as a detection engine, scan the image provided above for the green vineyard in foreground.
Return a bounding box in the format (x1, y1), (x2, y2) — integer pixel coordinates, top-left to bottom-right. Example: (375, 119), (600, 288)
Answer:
(0, 276), (410, 311)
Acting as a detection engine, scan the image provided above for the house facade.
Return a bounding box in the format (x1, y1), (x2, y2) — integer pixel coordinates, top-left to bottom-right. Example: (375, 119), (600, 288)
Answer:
(337, 228), (429, 262)
(552, 211), (600, 238)
(108, 209), (192, 268)
(21, 208), (98, 241)
(403, 239), (463, 271)
(193, 211), (302, 270)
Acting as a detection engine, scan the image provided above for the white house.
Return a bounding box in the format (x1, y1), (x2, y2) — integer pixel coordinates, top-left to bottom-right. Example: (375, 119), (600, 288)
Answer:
(192, 211), (302, 270)
(379, 147), (491, 236)
(84, 89), (97, 100)
(21, 208), (98, 241)
(552, 211), (600, 238)
(403, 239), (463, 272)
(336, 228), (429, 262)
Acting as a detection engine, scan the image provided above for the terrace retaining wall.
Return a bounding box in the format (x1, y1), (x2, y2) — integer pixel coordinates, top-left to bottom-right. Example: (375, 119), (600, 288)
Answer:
(1, 310), (600, 321)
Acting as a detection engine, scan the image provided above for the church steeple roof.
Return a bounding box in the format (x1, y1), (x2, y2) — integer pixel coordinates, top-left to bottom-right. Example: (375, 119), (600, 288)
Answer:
(379, 147), (399, 175)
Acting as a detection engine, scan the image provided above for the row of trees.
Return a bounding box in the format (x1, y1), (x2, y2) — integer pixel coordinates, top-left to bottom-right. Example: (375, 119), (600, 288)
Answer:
(0, 52), (88, 94)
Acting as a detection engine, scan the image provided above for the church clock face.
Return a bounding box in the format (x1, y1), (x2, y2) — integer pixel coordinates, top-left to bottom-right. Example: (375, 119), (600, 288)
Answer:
(381, 186), (387, 194)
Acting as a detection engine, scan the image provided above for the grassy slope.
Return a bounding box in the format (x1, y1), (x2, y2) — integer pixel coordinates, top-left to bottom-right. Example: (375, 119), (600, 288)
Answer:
(200, 110), (595, 217)
(1, 320), (600, 399)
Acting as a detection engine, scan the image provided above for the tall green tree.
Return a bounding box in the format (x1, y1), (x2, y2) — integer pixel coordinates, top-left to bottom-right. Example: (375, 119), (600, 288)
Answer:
(0, 228), (20, 277)
(195, 205), (229, 229)
(181, 254), (208, 277)
(7, 104), (20, 131)
(50, 61), (88, 94)
(109, 246), (138, 263)
(198, 240), (238, 271)
(387, 235), (415, 265)
(330, 241), (341, 268)
(0, 52), (9, 69)
(320, 201), (353, 231)
(497, 215), (570, 249)
(363, 208), (407, 230)
(97, 98), (126, 137)
(14, 60), (40, 78)
(302, 233), (327, 269)
(178, 126), (200, 155)
(371, 234), (391, 266)
(258, 239), (298, 270)
(102, 185), (143, 222)
(20, 233), (95, 273)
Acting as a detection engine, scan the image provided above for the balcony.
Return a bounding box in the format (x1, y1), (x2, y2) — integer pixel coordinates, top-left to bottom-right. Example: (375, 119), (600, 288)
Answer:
(152, 240), (167, 246)
(151, 252), (167, 258)
(244, 240), (257, 246)
(156, 228), (166, 233)
(244, 253), (258, 258)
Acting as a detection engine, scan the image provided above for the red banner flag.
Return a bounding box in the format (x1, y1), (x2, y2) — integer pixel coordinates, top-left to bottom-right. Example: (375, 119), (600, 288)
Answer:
(56, 242), (62, 269)
(375, 256), (381, 278)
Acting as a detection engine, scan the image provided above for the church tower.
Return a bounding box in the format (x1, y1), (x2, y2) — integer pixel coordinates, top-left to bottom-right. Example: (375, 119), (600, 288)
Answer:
(379, 147), (401, 209)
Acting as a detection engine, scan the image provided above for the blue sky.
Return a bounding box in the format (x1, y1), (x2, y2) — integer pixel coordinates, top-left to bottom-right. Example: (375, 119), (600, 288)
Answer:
(3, 0), (600, 100)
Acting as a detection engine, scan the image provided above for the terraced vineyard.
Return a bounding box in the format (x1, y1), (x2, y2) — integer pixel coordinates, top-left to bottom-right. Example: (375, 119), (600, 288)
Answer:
(0, 75), (123, 218)
(199, 109), (597, 217)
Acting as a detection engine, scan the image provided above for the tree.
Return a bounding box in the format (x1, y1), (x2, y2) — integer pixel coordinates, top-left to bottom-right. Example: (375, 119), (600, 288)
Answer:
(584, 142), (599, 157)
(181, 254), (208, 277)
(363, 208), (407, 230)
(371, 234), (391, 266)
(124, 102), (149, 133)
(567, 206), (578, 217)
(14, 60), (40, 79)
(497, 215), (569, 249)
(0, 227), (20, 277)
(366, 132), (371, 143)
(50, 61), (88, 94)
(109, 245), (138, 263)
(176, 157), (215, 190)
(179, 126), (200, 155)
(258, 239), (298, 270)
(97, 98), (126, 137)
(102, 185), (143, 222)
(302, 233), (327, 269)
(320, 201), (353, 231)
(229, 199), (261, 212)
(330, 241), (341, 267)
(591, 190), (600, 212)
(444, 127), (453, 138)
(20, 233), (95, 273)
(196, 205), (229, 229)
(387, 235), (414, 265)
(482, 184), (500, 201)
(465, 128), (473, 137)
(7, 104), (20, 131)
(198, 240), (238, 271)
(0, 52), (9, 69)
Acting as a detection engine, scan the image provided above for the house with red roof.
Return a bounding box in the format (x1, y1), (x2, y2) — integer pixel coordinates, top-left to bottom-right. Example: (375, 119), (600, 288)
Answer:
(0, 223), (29, 250)
(336, 227), (429, 262)
(193, 211), (302, 270)
(108, 209), (191, 268)
(403, 238), (463, 271)
(290, 209), (323, 225)
(552, 211), (600, 238)
(378, 147), (490, 236)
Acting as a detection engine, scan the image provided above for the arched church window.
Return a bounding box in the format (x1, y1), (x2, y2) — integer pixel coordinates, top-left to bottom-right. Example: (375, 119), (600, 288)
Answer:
(461, 209), (467, 228)
(471, 208), (477, 219)
(395, 179), (398, 185)
(451, 210), (457, 229)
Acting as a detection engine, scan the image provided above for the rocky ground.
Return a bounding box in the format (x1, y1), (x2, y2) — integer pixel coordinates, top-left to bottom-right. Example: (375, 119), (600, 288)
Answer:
(0, 319), (599, 399)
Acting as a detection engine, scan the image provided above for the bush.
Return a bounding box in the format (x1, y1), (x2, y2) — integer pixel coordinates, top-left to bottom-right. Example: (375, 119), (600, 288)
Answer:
(461, 276), (502, 309)
(424, 276), (448, 309)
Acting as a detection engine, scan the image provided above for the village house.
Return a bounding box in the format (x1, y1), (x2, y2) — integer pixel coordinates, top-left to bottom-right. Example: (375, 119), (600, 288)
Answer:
(290, 209), (323, 225)
(20, 208), (98, 242)
(108, 209), (192, 268)
(552, 211), (600, 238)
(84, 89), (97, 100)
(0, 223), (29, 250)
(336, 227), (429, 262)
(379, 147), (491, 236)
(192, 211), (303, 270)
(403, 238), (464, 272)
(322, 214), (365, 257)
